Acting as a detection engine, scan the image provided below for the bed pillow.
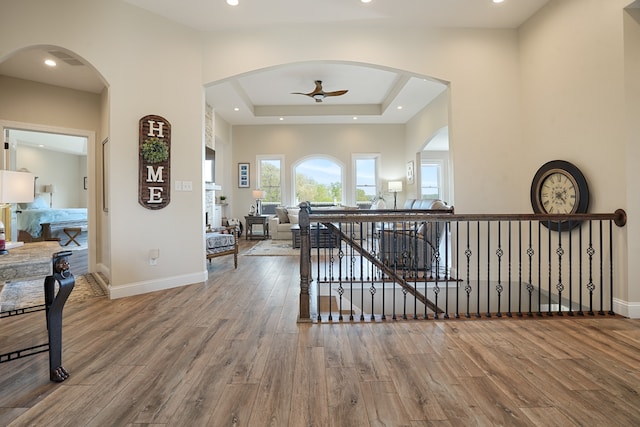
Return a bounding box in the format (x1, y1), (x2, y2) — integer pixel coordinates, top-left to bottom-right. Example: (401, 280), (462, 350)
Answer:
(24, 195), (49, 210)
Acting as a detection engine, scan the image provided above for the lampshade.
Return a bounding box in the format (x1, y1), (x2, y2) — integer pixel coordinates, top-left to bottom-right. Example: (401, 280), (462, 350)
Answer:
(44, 184), (56, 194)
(252, 189), (265, 199)
(388, 181), (403, 193)
(0, 170), (35, 203)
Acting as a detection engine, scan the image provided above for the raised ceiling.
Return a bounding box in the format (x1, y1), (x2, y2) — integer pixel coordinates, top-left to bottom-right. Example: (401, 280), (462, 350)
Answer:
(0, 0), (550, 127)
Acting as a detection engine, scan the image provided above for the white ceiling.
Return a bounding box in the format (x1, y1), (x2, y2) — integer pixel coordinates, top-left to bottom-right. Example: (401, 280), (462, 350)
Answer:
(124, 0), (550, 32)
(0, 0), (549, 130)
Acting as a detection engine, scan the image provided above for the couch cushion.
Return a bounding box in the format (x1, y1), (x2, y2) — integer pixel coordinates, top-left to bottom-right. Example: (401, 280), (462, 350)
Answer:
(275, 207), (289, 223)
(403, 199), (416, 209)
(288, 207), (300, 224)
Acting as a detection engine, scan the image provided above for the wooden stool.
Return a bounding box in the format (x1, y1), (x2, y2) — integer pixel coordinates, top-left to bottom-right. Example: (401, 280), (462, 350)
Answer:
(62, 227), (82, 246)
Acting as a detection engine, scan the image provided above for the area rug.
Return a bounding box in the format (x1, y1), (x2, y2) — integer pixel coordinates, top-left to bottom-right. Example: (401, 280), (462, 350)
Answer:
(245, 240), (300, 256)
(0, 273), (107, 312)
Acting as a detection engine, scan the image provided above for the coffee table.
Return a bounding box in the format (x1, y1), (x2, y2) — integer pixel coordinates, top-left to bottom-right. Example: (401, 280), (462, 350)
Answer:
(290, 224), (339, 249)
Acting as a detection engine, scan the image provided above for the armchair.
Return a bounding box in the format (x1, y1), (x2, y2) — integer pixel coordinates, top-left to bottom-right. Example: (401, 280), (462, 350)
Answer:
(206, 225), (238, 268)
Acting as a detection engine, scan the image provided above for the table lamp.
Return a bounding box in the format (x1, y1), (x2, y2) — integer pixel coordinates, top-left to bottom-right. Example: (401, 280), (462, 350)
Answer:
(0, 170), (35, 254)
(388, 180), (403, 210)
(252, 189), (266, 215)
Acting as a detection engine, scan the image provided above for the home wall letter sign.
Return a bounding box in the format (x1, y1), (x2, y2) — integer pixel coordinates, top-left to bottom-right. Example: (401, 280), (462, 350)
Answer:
(139, 115), (171, 209)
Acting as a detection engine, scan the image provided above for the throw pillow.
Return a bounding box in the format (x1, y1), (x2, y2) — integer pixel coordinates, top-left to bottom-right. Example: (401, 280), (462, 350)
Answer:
(275, 207), (289, 223)
(287, 207), (300, 224)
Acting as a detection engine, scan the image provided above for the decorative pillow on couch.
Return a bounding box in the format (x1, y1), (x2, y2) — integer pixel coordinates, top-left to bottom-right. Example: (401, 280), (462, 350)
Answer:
(287, 207), (300, 224)
(275, 207), (289, 223)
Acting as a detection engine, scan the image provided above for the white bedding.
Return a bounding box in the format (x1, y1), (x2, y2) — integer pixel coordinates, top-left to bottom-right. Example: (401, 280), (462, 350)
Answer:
(18, 208), (88, 238)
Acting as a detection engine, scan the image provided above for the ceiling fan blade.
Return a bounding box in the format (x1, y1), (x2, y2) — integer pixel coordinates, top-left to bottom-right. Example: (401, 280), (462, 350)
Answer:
(291, 81), (347, 102)
(324, 90), (348, 97)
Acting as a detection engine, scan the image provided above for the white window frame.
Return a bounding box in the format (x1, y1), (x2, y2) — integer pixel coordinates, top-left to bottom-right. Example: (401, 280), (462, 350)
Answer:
(352, 153), (381, 207)
(256, 154), (284, 206)
(292, 155), (345, 206)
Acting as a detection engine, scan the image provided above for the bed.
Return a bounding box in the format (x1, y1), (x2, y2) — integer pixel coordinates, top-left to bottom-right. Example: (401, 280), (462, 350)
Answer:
(17, 196), (88, 242)
(206, 226), (238, 268)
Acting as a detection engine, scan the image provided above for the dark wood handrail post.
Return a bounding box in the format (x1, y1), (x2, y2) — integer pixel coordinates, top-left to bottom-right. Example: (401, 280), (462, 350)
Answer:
(298, 202), (312, 322)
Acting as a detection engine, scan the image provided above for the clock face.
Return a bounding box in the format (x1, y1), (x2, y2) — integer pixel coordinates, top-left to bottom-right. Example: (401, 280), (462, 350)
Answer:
(539, 171), (579, 214)
(530, 160), (589, 232)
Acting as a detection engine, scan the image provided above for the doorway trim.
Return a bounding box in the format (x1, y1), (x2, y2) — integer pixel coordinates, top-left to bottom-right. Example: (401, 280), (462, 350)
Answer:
(1, 119), (96, 273)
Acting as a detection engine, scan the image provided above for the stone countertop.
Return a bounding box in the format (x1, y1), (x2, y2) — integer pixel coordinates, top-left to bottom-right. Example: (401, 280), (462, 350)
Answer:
(0, 241), (62, 281)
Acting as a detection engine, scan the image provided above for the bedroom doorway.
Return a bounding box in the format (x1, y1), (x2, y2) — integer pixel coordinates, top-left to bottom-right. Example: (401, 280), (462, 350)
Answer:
(3, 125), (91, 257)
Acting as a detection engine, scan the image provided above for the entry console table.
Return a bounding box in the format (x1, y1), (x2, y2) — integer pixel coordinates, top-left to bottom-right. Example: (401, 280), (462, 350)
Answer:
(245, 215), (270, 240)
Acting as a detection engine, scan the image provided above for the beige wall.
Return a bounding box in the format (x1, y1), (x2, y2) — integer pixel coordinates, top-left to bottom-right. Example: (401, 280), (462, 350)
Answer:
(519, 0), (635, 311)
(1, 0), (205, 297)
(229, 123), (405, 217)
(16, 145), (86, 208)
(1, 0), (637, 313)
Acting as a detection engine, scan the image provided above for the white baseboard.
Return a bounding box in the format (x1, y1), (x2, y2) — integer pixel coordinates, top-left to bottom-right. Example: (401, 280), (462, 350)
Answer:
(108, 271), (207, 299)
(613, 298), (640, 319)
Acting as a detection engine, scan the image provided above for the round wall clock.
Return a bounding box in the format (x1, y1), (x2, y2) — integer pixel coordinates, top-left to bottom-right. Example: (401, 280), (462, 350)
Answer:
(530, 160), (589, 231)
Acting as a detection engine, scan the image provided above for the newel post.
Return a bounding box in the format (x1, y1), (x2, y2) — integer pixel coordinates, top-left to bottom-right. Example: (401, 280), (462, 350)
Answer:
(298, 202), (312, 322)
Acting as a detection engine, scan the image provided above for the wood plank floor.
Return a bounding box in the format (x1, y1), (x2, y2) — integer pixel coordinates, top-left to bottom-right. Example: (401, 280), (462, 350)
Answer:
(1, 240), (640, 426)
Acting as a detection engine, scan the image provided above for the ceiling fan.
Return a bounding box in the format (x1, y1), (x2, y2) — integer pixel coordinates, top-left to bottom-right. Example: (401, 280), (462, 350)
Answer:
(291, 80), (348, 103)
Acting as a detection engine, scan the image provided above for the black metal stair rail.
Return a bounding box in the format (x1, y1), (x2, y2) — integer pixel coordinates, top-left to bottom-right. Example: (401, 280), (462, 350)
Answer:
(298, 206), (627, 322)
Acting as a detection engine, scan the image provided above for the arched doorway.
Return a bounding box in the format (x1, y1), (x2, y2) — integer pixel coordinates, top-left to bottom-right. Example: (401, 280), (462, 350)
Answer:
(0, 45), (108, 276)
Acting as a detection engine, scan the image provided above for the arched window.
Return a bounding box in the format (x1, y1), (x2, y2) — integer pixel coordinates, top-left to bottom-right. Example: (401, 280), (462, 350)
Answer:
(293, 156), (343, 206)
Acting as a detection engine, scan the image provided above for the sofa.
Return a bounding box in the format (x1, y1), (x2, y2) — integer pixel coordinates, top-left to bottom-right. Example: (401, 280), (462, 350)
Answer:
(269, 205), (362, 240)
(269, 206), (301, 240)
(379, 199), (452, 273)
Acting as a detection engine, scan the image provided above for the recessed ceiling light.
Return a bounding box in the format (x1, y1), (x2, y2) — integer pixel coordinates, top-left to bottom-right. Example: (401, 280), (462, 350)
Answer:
(353, 117), (358, 120)
(226, 0), (239, 6)
(361, 0), (372, 3)
(396, 105), (403, 110)
(279, 117), (284, 121)
(493, 0), (505, 3)
(44, 59), (56, 67)
(233, 107), (239, 111)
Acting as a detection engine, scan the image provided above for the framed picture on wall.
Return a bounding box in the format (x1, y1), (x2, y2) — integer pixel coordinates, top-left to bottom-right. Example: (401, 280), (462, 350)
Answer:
(406, 160), (414, 185)
(238, 162), (250, 188)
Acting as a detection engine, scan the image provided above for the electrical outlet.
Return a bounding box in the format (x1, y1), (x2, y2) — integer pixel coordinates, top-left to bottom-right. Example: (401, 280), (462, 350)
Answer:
(175, 180), (183, 191)
(183, 181), (192, 191)
(149, 249), (159, 266)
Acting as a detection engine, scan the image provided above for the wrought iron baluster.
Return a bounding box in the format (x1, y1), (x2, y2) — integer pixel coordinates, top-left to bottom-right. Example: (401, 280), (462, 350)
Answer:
(568, 222), (574, 316)
(476, 221), (481, 318)
(455, 221), (460, 319)
(433, 220), (441, 319)
(556, 226), (564, 316)
(599, 220), (604, 316)
(587, 220), (595, 315)
(486, 221), (491, 318)
(547, 223), (553, 316)
(496, 221), (503, 317)
(507, 221), (513, 317)
(465, 221), (472, 318)
(608, 220), (615, 315)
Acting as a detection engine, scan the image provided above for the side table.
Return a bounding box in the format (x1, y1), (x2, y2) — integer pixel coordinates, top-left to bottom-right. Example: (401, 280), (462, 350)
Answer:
(245, 215), (270, 240)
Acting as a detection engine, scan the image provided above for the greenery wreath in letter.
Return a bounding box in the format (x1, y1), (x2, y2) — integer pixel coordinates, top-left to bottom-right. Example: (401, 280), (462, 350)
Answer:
(141, 137), (169, 163)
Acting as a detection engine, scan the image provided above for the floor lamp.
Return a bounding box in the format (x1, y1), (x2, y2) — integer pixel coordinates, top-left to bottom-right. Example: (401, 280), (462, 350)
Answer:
(0, 170), (35, 254)
(388, 180), (403, 210)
